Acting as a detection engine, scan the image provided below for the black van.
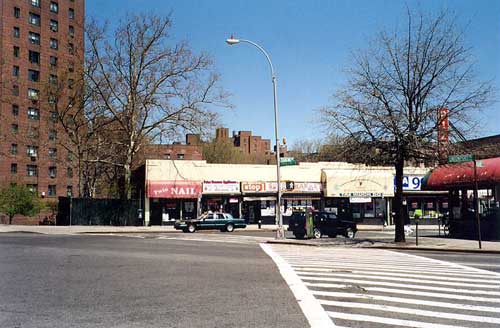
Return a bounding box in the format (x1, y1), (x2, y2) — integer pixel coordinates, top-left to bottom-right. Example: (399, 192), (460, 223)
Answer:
(288, 211), (357, 239)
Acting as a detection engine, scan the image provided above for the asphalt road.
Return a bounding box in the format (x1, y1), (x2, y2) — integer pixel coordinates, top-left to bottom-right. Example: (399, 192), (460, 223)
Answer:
(0, 233), (308, 328)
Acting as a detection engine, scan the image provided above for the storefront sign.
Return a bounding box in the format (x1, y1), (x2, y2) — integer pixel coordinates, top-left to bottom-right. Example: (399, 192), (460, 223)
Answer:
(241, 182), (266, 193)
(203, 181), (240, 194)
(147, 181), (202, 198)
(339, 192), (382, 197)
(322, 170), (394, 198)
(350, 197), (372, 203)
(399, 176), (424, 191)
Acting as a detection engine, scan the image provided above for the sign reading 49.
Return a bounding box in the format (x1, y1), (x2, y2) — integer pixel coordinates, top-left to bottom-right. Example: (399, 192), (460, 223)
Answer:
(394, 176), (424, 191)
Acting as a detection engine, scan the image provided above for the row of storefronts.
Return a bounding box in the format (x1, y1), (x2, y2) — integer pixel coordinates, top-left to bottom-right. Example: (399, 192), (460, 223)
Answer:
(138, 160), (449, 225)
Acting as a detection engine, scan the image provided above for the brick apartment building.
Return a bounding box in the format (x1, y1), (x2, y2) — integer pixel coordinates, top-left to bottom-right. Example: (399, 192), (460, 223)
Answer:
(136, 134), (204, 164)
(215, 127), (287, 160)
(0, 0), (84, 199)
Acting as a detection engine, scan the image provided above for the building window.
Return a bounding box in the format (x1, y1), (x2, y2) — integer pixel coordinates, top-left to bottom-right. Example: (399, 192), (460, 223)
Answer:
(29, 13), (41, 26)
(27, 145), (38, 158)
(50, 2), (58, 13)
(49, 96), (57, 106)
(12, 105), (19, 116)
(11, 164), (18, 174)
(50, 19), (58, 32)
(67, 167), (73, 178)
(50, 56), (58, 67)
(177, 153), (185, 160)
(13, 85), (19, 96)
(28, 69), (39, 82)
(28, 88), (39, 100)
(68, 42), (74, 54)
(49, 74), (58, 85)
(68, 62), (75, 72)
(13, 46), (20, 57)
(27, 184), (38, 193)
(13, 66), (19, 77)
(27, 126), (39, 139)
(11, 124), (18, 134)
(27, 165), (38, 177)
(68, 8), (74, 20)
(49, 148), (57, 159)
(30, 0), (40, 8)
(49, 111), (58, 122)
(49, 129), (57, 141)
(28, 107), (40, 120)
(29, 31), (40, 44)
(13, 27), (20, 38)
(29, 50), (40, 64)
(68, 79), (74, 89)
(49, 166), (57, 178)
(11, 144), (18, 155)
(50, 38), (58, 49)
(14, 7), (20, 18)
(69, 25), (74, 38)
(66, 186), (73, 197)
(48, 185), (57, 196)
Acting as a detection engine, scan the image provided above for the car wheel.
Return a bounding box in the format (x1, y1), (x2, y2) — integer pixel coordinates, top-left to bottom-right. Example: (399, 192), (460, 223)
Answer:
(313, 228), (322, 239)
(294, 232), (305, 239)
(345, 228), (355, 239)
(187, 224), (196, 233)
(225, 223), (234, 232)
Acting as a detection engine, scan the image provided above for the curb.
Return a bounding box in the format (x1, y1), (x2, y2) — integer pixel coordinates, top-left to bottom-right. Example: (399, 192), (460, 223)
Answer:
(266, 240), (500, 254)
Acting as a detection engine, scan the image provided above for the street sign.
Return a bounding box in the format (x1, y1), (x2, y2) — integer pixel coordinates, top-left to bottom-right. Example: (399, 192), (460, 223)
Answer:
(448, 154), (474, 163)
(280, 157), (297, 166)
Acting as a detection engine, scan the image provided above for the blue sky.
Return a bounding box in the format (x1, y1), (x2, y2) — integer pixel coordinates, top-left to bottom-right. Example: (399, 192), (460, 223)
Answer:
(86, 0), (500, 145)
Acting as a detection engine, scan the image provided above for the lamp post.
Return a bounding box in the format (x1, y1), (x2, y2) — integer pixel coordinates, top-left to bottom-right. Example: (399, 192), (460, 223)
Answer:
(226, 36), (284, 239)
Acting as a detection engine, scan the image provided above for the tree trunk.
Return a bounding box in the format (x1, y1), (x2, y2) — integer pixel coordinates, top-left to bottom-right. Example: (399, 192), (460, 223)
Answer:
(9, 215), (13, 225)
(394, 154), (406, 242)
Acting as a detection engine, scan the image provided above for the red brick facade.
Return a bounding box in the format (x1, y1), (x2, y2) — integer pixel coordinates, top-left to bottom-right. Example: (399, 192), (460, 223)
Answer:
(0, 0), (84, 199)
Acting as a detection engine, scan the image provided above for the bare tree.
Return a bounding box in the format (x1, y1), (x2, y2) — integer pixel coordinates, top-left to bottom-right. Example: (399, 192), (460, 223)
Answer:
(319, 10), (492, 242)
(85, 13), (229, 199)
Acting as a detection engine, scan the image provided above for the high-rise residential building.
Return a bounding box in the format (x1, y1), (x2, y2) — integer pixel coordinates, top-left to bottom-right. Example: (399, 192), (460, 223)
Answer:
(0, 0), (84, 198)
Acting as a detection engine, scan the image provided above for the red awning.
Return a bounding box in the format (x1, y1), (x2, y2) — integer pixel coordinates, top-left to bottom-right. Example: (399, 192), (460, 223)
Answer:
(423, 157), (500, 190)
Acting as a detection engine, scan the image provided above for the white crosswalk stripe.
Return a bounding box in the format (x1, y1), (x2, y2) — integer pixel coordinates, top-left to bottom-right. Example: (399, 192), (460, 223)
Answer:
(263, 244), (500, 328)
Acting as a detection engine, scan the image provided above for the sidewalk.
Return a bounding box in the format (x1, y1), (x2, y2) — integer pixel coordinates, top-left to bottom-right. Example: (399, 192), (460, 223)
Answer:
(1, 223), (498, 253)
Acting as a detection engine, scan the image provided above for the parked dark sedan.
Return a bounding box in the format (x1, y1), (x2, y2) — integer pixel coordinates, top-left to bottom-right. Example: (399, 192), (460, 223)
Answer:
(174, 212), (246, 233)
(288, 211), (357, 239)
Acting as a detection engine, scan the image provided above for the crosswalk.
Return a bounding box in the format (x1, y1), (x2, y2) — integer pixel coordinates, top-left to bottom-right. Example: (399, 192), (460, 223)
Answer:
(103, 232), (269, 245)
(262, 244), (500, 328)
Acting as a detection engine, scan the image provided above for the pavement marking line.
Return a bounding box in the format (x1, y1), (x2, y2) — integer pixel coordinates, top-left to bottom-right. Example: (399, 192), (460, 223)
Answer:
(283, 258), (495, 274)
(456, 262), (500, 268)
(294, 266), (500, 284)
(260, 244), (336, 328)
(295, 271), (499, 289)
(392, 250), (500, 276)
(304, 281), (500, 296)
(290, 263), (496, 278)
(319, 299), (500, 324)
(311, 290), (500, 313)
(302, 277), (500, 302)
(325, 311), (469, 328)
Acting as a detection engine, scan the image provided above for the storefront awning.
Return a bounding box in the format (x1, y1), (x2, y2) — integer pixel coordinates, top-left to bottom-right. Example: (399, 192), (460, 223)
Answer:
(321, 168), (395, 198)
(422, 157), (500, 190)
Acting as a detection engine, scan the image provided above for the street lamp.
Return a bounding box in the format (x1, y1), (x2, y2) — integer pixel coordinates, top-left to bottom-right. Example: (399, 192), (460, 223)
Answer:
(226, 36), (284, 239)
